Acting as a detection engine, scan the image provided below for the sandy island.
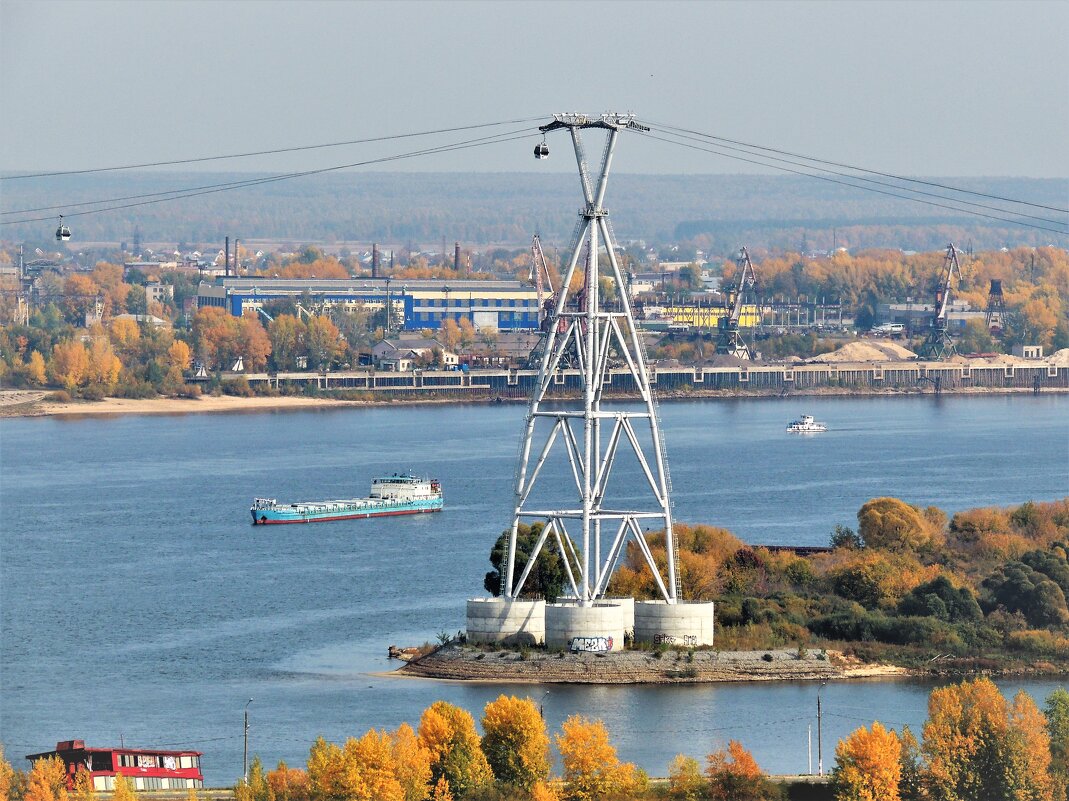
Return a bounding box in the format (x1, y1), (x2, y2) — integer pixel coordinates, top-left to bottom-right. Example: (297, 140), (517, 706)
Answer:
(394, 643), (908, 685)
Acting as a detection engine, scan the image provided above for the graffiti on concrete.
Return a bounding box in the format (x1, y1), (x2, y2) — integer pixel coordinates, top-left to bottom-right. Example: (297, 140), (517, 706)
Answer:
(570, 636), (613, 652)
(653, 634), (699, 647)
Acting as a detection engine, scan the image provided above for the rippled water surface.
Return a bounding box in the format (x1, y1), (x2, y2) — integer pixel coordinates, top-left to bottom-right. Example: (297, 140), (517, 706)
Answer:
(2, 394), (1066, 780)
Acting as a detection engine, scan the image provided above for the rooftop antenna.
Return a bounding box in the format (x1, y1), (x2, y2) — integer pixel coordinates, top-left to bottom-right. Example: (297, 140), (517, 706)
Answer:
(504, 112), (680, 607)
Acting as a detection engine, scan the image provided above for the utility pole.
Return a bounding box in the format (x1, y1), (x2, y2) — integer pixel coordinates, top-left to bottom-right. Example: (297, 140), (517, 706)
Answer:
(808, 723), (813, 775)
(817, 683), (825, 776)
(243, 699), (253, 783)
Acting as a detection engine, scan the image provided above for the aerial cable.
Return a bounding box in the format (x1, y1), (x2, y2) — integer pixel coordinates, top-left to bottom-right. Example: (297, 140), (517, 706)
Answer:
(0, 116), (547, 181)
(643, 118), (1069, 215)
(4, 126), (535, 215)
(636, 130), (1069, 237)
(1, 128), (537, 226)
(642, 125), (1067, 228)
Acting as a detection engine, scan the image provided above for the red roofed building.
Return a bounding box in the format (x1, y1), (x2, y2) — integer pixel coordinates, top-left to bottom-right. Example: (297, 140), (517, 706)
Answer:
(26, 740), (204, 791)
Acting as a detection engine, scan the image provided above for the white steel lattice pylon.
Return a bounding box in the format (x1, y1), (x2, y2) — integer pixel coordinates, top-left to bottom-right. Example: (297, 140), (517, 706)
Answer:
(503, 113), (679, 606)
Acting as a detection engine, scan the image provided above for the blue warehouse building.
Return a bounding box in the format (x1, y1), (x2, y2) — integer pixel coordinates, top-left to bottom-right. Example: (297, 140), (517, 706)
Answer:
(197, 277), (541, 332)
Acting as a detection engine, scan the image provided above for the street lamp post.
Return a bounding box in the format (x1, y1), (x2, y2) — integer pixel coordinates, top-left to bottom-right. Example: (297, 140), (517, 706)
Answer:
(243, 698), (253, 783)
(539, 690), (550, 720)
(817, 682), (825, 776)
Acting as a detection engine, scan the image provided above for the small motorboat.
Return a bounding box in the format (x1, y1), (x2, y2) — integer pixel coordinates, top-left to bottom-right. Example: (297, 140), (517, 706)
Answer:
(786, 414), (827, 433)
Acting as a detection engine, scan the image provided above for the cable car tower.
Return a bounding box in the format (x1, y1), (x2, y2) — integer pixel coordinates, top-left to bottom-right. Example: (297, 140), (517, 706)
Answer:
(917, 243), (963, 360)
(715, 247), (758, 360)
(503, 113), (680, 607)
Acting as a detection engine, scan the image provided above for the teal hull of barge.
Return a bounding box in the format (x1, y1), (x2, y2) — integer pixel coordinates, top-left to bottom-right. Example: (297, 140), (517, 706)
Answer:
(252, 498), (443, 525)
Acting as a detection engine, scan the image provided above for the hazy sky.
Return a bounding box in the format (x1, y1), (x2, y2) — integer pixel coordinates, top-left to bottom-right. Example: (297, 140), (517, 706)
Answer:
(2, 0), (1067, 178)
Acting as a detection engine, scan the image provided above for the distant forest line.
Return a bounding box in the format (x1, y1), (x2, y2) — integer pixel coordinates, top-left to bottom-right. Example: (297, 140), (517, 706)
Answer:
(3, 172), (1066, 254)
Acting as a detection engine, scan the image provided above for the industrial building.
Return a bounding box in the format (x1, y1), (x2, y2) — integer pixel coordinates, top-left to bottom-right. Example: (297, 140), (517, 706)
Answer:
(196, 277), (540, 332)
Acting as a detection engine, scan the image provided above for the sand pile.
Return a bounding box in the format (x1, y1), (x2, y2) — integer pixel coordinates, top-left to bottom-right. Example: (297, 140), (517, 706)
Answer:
(1048, 348), (1069, 366)
(809, 340), (917, 363)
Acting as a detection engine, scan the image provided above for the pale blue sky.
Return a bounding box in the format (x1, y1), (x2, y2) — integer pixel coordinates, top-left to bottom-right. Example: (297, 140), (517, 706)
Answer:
(2, 0), (1067, 177)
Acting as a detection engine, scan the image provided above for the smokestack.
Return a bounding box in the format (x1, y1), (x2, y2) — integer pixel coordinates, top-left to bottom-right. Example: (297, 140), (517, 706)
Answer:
(372, 243), (378, 279)
(390, 251), (395, 271)
(225, 236), (230, 278)
(454, 242), (461, 273)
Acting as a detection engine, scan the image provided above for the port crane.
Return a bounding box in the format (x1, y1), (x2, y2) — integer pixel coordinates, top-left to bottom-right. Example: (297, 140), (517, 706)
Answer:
(715, 247), (758, 360)
(530, 234), (555, 330)
(917, 243), (963, 360)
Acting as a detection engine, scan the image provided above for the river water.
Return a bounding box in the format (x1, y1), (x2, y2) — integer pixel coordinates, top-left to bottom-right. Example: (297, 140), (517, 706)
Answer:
(1, 394), (1066, 781)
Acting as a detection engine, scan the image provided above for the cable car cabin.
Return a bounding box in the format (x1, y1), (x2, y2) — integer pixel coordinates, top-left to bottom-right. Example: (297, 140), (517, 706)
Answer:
(25, 740), (204, 792)
(534, 142), (549, 159)
(55, 224), (72, 242)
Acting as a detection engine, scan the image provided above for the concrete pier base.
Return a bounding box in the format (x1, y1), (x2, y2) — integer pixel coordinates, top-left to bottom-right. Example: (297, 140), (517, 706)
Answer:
(634, 600), (716, 647)
(465, 598), (545, 646)
(545, 602), (626, 652)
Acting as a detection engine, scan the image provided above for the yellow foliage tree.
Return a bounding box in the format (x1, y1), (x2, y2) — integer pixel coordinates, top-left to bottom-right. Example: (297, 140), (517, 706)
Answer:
(923, 678), (1055, 801)
(340, 731), (404, 801)
(307, 737), (346, 801)
(437, 319), (461, 352)
(389, 723), (432, 801)
(110, 775), (136, 801)
(25, 350), (47, 386)
(831, 722), (901, 801)
(857, 497), (942, 552)
(429, 777), (452, 801)
(87, 337), (123, 389)
(0, 745), (18, 801)
(666, 754), (704, 801)
(556, 715), (638, 801)
(49, 340), (89, 391)
(71, 771), (94, 801)
(480, 695), (550, 791)
(304, 316), (343, 369)
(110, 318), (140, 350)
(417, 702), (493, 798)
(530, 780), (560, 801)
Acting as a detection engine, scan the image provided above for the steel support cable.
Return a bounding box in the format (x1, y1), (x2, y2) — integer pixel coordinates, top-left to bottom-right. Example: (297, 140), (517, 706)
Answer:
(3, 126), (535, 216)
(0, 116), (548, 181)
(635, 130), (1069, 237)
(643, 125), (1067, 228)
(643, 118), (1069, 215)
(0, 129), (538, 225)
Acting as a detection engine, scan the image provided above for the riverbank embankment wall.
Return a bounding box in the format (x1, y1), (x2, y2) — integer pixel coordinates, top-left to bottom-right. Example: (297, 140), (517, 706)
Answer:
(237, 360), (1069, 398)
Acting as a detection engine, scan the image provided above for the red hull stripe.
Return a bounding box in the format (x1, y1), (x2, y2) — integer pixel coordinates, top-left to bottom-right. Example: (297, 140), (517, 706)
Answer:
(255, 507), (441, 524)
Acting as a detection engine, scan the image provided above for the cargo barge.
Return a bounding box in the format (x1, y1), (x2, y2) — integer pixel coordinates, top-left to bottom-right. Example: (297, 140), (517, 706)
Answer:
(251, 474), (442, 524)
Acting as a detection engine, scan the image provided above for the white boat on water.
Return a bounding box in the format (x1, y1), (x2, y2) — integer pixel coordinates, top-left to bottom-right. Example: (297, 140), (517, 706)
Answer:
(786, 414), (827, 433)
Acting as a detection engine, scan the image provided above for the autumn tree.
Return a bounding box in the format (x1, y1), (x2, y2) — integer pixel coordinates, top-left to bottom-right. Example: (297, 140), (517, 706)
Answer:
(25, 350), (47, 385)
(23, 758), (68, 801)
(480, 695), (551, 791)
(72, 771), (94, 801)
(268, 315), (306, 371)
(0, 746), (18, 801)
(666, 754), (704, 801)
(389, 723), (432, 801)
(267, 761), (309, 801)
(437, 318), (461, 352)
(304, 316), (343, 369)
(831, 722), (901, 801)
(418, 701), (493, 798)
(705, 740), (782, 801)
(340, 730), (405, 801)
(49, 340), (89, 390)
(307, 737), (346, 801)
(923, 678), (1055, 801)
(110, 318), (140, 351)
(857, 498), (942, 552)
(238, 314), (272, 372)
(556, 715), (640, 801)
(110, 775), (136, 801)
(87, 337), (123, 390)
(456, 318), (476, 352)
